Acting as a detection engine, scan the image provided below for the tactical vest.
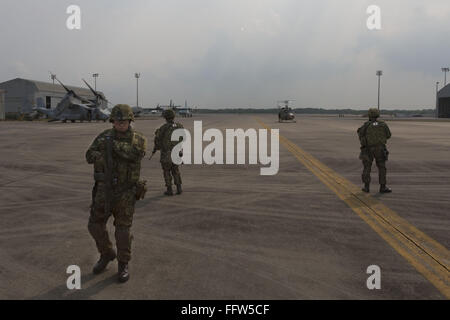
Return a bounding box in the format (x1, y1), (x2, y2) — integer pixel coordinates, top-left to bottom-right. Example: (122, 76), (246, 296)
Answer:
(97, 129), (143, 187)
(119, 131), (141, 185)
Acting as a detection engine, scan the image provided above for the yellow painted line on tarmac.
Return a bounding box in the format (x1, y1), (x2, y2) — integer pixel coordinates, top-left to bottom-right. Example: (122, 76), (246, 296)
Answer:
(257, 119), (450, 299)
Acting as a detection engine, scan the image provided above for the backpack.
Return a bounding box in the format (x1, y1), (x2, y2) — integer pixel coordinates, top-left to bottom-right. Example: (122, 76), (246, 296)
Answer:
(365, 121), (388, 146)
(159, 122), (184, 151)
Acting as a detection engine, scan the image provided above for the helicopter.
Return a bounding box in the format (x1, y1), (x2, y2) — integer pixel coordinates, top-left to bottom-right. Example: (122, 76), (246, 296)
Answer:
(277, 100), (296, 122)
(33, 77), (110, 123)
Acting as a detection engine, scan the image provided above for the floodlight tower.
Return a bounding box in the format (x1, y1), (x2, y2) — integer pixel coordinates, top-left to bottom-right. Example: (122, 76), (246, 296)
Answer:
(135, 73), (141, 107)
(92, 73), (99, 91)
(376, 70), (383, 110)
(436, 81), (440, 118)
(442, 67), (449, 86)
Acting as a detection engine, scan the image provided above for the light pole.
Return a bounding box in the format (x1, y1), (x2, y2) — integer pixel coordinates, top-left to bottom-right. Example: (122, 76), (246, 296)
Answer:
(441, 67), (449, 86)
(436, 81), (440, 118)
(51, 74), (56, 85)
(92, 73), (99, 91)
(376, 70), (383, 111)
(135, 73), (140, 107)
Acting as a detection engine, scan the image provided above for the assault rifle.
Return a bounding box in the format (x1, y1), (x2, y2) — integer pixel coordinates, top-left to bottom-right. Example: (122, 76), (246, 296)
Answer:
(104, 135), (113, 215)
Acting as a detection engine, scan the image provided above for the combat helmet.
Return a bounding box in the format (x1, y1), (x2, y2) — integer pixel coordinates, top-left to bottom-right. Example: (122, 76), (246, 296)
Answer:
(163, 109), (176, 120)
(368, 108), (380, 119)
(110, 104), (135, 122)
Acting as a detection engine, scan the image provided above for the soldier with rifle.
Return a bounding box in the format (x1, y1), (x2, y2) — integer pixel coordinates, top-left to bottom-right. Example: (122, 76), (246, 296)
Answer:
(86, 104), (147, 283)
(152, 109), (184, 196)
(357, 108), (392, 194)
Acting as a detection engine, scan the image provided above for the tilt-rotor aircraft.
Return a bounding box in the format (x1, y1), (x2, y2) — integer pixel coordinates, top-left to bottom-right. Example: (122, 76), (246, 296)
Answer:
(33, 77), (110, 123)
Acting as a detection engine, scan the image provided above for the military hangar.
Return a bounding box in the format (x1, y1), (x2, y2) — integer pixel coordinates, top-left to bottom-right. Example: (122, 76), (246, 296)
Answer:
(437, 83), (450, 118)
(0, 89), (5, 120)
(0, 78), (104, 115)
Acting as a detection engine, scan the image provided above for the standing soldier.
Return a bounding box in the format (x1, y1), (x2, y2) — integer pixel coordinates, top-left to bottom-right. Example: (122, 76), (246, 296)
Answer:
(357, 108), (392, 194)
(86, 104), (147, 283)
(152, 109), (184, 196)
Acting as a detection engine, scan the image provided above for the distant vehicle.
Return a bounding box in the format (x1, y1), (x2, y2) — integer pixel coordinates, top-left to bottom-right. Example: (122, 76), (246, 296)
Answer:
(131, 106), (143, 117)
(277, 100), (296, 122)
(33, 77), (109, 123)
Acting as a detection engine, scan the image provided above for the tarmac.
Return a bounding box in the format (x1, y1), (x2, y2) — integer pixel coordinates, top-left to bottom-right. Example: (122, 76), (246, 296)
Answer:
(0, 114), (449, 299)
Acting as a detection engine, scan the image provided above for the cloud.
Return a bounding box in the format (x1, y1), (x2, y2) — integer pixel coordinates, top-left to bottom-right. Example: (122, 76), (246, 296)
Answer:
(0, 0), (449, 109)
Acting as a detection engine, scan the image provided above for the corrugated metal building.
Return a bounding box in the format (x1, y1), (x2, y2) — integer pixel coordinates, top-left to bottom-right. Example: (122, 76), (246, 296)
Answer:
(0, 78), (104, 114)
(0, 89), (5, 120)
(437, 84), (450, 118)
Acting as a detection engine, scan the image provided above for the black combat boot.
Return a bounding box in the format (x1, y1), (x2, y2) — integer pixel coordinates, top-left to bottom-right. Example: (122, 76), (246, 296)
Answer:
(176, 184), (182, 195)
(164, 186), (173, 196)
(379, 185), (392, 193)
(118, 262), (129, 283)
(362, 183), (370, 193)
(93, 250), (116, 274)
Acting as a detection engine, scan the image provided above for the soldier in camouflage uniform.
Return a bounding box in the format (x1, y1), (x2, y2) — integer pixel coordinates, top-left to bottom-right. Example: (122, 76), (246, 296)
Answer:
(152, 109), (184, 196)
(86, 104), (147, 283)
(357, 108), (392, 194)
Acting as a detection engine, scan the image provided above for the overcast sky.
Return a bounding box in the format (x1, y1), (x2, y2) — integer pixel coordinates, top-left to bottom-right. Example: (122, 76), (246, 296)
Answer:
(1, 0), (449, 109)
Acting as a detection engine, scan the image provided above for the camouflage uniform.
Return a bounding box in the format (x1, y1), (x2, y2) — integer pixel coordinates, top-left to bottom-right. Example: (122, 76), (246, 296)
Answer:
(86, 105), (147, 266)
(357, 108), (392, 193)
(153, 109), (183, 195)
